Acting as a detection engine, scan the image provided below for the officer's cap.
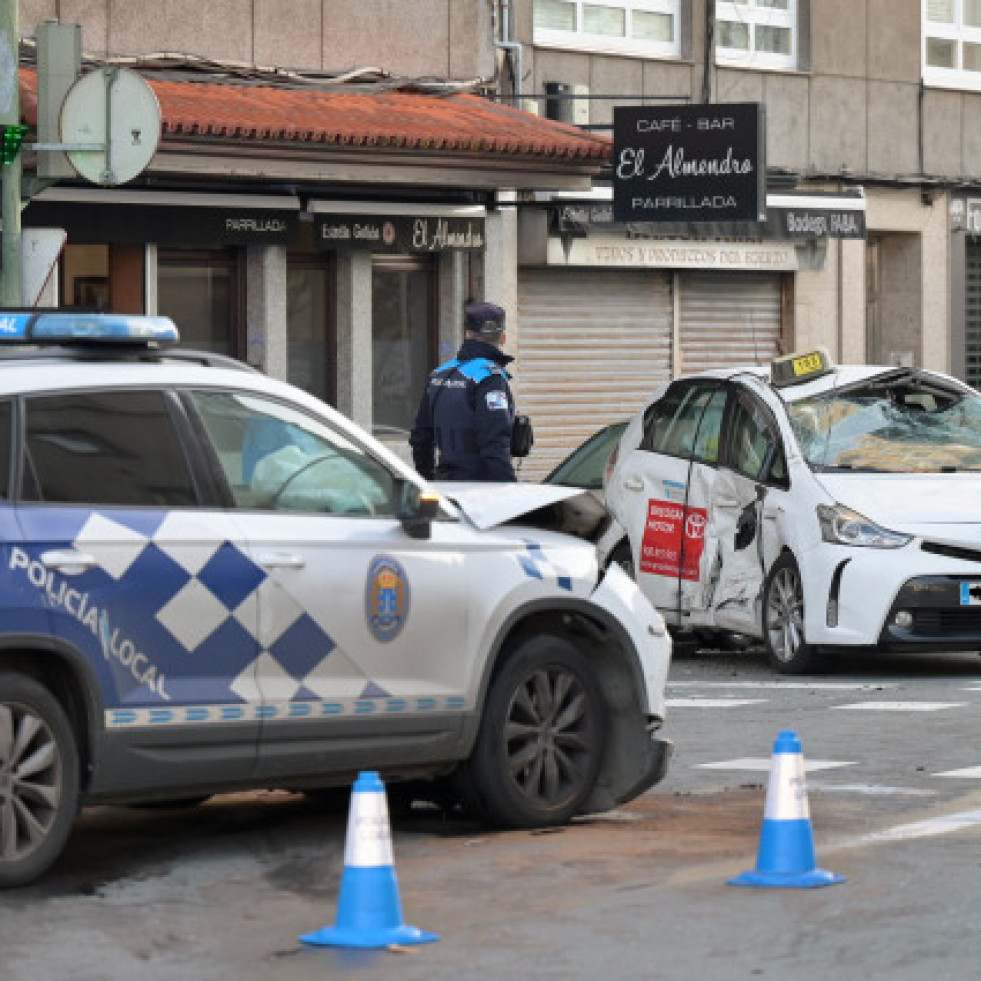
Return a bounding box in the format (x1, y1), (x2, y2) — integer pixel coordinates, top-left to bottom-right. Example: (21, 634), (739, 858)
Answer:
(465, 302), (506, 337)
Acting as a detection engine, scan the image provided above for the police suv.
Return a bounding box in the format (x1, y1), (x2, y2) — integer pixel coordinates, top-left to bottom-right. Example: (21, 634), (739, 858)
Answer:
(0, 312), (671, 887)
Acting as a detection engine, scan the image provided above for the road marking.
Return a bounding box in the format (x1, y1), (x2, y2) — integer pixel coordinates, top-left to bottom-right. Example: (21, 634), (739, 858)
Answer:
(807, 782), (937, 797)
(933, 765), (981, 778)
(696, 758), (856, 772)
(665, 698), (767, 708)
(668, 681), (898, 690)
(832, 701), (968, 712)
(862, 809), (981, 842)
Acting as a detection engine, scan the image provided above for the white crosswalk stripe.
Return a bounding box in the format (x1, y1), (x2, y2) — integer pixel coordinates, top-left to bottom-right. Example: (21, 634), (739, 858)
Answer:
(696, 758), (856, 772)
(665, 698), (767, 708)
(832, 701), (968, 712)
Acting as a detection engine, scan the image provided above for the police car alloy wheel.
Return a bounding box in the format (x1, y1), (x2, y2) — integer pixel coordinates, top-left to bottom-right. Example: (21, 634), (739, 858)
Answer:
(461, 636), (607, 827)
(0, 672), (80, 889)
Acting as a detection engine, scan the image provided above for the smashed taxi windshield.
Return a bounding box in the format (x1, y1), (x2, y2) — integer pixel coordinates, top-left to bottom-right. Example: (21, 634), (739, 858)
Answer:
(785, 369), (981, 473)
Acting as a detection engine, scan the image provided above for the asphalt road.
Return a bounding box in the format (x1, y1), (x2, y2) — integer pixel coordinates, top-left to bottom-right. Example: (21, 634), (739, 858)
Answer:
(5, 644), (981, 981)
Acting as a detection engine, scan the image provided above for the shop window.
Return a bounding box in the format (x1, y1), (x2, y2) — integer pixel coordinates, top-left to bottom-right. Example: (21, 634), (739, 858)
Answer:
(716, 0), (797, 71)
(62, 244), (109, 309)
(287, 253), (335, 405)
(371, 256), (436, 436)
(923, 0), (981, 90)
(157, 248), (244, 359)
(533, 0), (681, 59)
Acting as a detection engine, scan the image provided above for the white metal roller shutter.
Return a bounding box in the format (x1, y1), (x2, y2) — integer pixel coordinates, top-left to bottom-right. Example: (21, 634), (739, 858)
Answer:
(516, 268), (673, 481)
(678, 272), (783, 376)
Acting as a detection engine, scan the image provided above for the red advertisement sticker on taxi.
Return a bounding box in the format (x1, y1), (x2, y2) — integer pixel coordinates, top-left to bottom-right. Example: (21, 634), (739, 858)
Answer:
(640, 498), (707, 581)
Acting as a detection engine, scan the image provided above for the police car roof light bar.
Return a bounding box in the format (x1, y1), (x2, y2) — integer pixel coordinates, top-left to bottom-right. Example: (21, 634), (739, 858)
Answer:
(0, 311), (180, 346)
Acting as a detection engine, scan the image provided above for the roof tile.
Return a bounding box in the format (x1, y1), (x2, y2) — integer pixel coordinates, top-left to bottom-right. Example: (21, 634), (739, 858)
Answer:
(19, 70), (610, 164)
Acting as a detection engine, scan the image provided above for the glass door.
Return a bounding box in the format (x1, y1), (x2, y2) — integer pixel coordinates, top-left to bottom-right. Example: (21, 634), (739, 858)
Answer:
(371, 256), (436, 437)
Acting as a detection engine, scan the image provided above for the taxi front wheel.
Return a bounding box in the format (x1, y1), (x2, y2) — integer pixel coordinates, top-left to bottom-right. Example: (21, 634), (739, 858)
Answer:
(0, 671), (80, 888)
(763, 553), (830, 674)
(461, 636), (607, 828)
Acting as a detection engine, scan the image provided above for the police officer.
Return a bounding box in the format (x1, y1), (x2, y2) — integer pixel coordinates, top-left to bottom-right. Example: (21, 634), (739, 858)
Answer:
(410, 301), (517, 482)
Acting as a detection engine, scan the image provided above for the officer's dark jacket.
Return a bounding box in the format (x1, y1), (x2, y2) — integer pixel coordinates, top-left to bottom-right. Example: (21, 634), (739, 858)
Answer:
(409, 338), (516, 482)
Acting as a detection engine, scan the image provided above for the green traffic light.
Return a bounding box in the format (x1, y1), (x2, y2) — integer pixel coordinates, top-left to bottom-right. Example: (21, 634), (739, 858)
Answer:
(0, 125), (27, 165)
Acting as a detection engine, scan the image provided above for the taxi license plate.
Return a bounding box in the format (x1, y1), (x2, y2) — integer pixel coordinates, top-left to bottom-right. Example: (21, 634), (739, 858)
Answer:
(960, 583), (981, 606)
(792, 352), (824, 376)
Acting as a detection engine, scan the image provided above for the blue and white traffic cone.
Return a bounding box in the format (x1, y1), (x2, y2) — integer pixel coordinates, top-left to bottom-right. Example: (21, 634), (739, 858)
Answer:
(299, 771), (438, 948)
(728, 730), (845, 889)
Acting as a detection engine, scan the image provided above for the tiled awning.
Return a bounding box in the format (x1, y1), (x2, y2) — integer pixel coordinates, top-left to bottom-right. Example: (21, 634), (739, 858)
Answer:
(20, 69), (611, 190)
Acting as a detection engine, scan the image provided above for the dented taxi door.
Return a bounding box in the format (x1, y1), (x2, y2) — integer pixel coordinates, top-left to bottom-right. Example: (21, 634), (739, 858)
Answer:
(708, 389), (790, 634)
(614, 381), (728, 624)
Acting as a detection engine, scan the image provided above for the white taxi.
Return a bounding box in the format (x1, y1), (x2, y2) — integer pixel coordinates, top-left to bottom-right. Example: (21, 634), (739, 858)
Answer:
(0, 311), (671, 887)
(605, 348), (981, 673)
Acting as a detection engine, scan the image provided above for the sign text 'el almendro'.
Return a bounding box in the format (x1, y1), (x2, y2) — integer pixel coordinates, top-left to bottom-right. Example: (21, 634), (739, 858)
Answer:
(613, 103), (766, 224)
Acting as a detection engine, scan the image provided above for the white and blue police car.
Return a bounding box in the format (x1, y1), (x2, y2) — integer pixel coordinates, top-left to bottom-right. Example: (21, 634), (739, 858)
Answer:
(0, 311), (672, 887)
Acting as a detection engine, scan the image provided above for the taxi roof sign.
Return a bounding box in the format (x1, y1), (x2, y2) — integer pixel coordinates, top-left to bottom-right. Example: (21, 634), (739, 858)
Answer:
(771, 347), (835, 388)
(0, 312), (179, 345)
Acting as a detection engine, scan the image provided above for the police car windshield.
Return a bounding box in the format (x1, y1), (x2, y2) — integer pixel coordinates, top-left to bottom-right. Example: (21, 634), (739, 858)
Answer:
(786, 373), (981, 473)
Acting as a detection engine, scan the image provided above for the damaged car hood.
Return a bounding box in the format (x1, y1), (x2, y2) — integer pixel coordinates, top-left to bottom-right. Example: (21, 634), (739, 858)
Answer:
(433, 481), (607, 534)
(817, 473), (981, 526)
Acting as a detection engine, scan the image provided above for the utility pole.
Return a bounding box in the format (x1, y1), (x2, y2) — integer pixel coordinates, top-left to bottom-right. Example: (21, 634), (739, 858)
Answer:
(0, 0), (20, 306)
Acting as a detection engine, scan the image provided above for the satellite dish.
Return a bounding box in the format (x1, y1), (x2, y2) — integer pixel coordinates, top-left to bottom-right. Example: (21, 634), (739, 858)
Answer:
(60, 67), (162, 186)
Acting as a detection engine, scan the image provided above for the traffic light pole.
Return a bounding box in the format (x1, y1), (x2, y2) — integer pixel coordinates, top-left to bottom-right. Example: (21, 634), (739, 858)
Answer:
(0, 0), (20, 306)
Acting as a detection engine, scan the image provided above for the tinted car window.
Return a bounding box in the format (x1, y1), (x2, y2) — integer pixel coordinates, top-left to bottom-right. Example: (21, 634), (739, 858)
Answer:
(644, 384), (726, 463)
(190, 389), (396, 516)
(545, 422), (627, 489)
(0, 400), (11, 499)
(22, 390), (197, 506)
(727, 395), (787, 483)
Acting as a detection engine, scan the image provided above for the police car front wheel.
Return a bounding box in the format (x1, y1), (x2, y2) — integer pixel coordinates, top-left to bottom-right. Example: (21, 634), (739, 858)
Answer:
(0, 671), (80, 888)
(462, 636), (607, 828)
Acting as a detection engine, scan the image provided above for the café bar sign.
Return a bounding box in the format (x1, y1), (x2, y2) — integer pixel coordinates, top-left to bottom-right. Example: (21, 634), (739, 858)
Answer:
(315, 213), (485, 253)
(613, 102), (766, 224)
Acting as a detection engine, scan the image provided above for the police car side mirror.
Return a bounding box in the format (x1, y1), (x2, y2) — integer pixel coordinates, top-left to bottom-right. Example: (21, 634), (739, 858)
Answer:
(396, 479), (440, 539)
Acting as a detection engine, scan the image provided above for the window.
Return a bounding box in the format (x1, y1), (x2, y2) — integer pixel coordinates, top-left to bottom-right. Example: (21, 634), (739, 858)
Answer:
(21, 390), (197, 506)
(372, 257), (435, 436)
(189, 390), (396, 516)
(643, 384), (726, 462)
(0, 401), (11, 499)
(726, 395), (786, 483)
(534, 0), (681, 59)
(923, 0), (981, 90)
(716, 0), (797, 71)
(287, 253), (335, 405)
(157, 248), (244, 359)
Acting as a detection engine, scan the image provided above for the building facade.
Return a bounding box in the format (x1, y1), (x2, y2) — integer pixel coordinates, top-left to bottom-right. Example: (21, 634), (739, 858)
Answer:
(15, 1), (981, 476)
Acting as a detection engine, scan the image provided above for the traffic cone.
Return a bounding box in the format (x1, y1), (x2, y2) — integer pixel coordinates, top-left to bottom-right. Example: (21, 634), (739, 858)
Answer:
(299, 771), (439, 948)
(728, 730), (845, 889)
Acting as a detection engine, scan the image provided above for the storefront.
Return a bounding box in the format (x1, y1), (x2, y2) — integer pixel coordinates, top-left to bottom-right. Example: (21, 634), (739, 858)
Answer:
(19, 68), (607, 461)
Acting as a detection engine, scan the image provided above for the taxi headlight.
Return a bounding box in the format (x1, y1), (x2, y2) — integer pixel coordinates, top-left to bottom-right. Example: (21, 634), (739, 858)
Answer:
(816, 504), (912, 549)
